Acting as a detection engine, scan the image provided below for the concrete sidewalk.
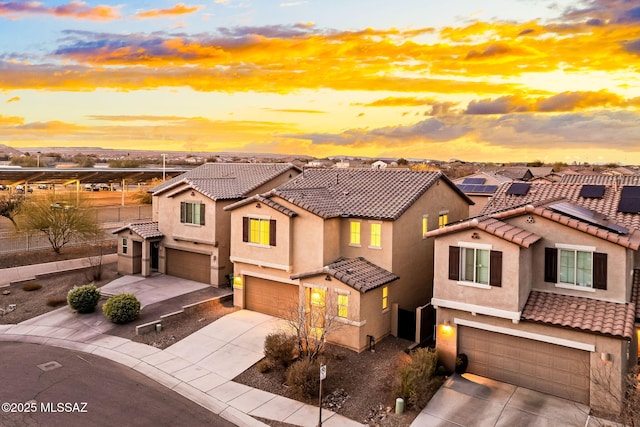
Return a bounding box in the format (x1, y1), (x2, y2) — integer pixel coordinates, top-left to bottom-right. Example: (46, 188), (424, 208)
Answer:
(0, 274), (361, 427)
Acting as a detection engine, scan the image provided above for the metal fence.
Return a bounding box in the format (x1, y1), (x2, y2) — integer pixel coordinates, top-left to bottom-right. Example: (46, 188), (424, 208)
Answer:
(0, 205), (152, 254)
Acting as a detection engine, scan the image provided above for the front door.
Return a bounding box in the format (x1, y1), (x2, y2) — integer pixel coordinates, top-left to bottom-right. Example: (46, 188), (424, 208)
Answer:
(150, 242), (159, 271)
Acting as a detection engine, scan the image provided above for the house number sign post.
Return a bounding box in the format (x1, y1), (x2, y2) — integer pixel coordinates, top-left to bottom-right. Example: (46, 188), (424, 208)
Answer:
(318, 363), (326, 427)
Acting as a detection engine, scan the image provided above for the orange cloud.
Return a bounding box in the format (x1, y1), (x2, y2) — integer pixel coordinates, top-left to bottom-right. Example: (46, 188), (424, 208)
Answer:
(0, 1), (120, 21)
(6, 96), (20, 103)
(358, 97), (435, 107)
(0, 114), (24, 125)
(135, 3), (203, 19)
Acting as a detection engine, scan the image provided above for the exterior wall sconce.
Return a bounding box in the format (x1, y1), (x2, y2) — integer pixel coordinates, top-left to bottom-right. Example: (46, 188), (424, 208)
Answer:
(233, 275), (243, 289)
(601, 352), (612, 362)
(471, 232), (480, 239)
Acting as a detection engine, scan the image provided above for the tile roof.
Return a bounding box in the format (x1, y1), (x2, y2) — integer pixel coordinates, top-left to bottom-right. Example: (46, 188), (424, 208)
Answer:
(112, 221), (163, 239)
(271, 168), (471, 220)
(223, 193), (298, 217)
(481, 181), (640, 232)
(521, 290), (636, 339)
(427, 201), (640, 249)
(424, 217), (541, 248)
(560, 174), (640, 186)
(291, 257), (399, 293)
(150, 163), (299, 200)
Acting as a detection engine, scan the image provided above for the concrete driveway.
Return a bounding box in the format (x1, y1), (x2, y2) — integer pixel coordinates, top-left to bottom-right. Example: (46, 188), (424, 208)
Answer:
(412, 373), (591, 427)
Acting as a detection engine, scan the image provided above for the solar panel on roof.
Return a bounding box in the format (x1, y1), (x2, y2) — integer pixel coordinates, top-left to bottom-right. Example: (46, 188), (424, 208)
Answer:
(550, 202), (629, 234)
(462, 177), (486, 184)
(506, 183), (531, 196)
(457, 184), (498, 194)
(579, 184), (605, 198)
(618, 186), (640, 214)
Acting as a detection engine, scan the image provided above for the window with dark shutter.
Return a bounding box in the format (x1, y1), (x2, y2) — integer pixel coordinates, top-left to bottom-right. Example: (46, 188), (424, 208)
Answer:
(544, 247), (557, 283)
(180, 202), (186, 223)
(269, 219), (277, 246)
(242, 217), (249, 242)
(489, 250), (502, 287)
(199, 204), (205, 225)
(448, 246), (460, 280)
(593, 252), (607, 290)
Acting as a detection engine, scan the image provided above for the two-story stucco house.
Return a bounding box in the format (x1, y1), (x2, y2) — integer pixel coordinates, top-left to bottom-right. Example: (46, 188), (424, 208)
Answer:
(113, 163), (300, 286)
(426, 180), (640, 413)
(224, 168), (473, 352)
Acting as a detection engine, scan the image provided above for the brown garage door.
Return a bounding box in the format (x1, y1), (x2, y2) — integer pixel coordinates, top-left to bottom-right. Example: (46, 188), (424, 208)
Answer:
(458, 327), (590, 404)
(245, 277), (299, 318)
(165, 248), (211, 284)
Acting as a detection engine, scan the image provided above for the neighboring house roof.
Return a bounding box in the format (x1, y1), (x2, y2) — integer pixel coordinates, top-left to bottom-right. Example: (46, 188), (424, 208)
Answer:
(150, 163), (300, 200)
(112, 221), (163, 239)
(257, 168), (472, 220)
(560, 174), (640, 186)
(481, 182), (640, 232)
(429, 200), (640, 250)
(527, 167), (554, 177)
(493, 167), (533, 181)
(424, 216), (542, 248)
(291, 257), (399, 293)
(522, 289), (636, 339)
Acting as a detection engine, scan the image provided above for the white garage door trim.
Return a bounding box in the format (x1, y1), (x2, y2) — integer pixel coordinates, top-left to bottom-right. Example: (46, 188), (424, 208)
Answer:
(454, 318), (595, 352)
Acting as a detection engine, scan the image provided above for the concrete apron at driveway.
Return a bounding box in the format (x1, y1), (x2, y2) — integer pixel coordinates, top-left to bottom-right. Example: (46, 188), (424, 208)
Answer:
(412, 373), (590, 427)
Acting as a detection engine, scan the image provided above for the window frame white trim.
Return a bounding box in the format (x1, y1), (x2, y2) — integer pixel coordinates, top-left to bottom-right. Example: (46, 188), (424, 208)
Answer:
(368, 221), (382, 249)
(349, 220), (362, 247)
(247, 215), (272, 247)
(554, 243), (596, 289)
(456, 242), (493, 287)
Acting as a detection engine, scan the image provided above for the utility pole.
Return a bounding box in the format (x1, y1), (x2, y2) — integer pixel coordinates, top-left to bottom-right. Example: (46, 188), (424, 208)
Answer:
(162, 153), (167, 181)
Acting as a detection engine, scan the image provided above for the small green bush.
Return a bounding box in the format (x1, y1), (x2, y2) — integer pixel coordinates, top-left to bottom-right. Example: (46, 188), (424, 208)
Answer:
(395, 347), (439, 410)
(67, 284), (101, 313)
(22, 282), (42, 292)
(47, 296), (67, 307)
(264, 332), (297, 367)
(103, 294), (141, 324)
(285, 358), (320, 399)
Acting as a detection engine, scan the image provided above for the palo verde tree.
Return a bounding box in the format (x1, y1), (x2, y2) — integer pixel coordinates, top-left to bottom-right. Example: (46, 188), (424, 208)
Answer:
(16, 193), (102, 254)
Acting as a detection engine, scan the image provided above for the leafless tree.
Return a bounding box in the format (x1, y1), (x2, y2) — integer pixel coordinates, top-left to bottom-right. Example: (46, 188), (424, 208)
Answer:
(590, 361), (640, 426)
(277, 291), (344, 361)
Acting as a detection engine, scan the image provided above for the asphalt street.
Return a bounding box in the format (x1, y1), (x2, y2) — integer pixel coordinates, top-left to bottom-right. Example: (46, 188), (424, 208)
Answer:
(0, 341), (236, 427)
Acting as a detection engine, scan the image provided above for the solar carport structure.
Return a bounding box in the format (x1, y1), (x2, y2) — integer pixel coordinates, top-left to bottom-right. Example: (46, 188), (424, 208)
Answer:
(0, 167), (188, 187)
(0, 166), (189, 204)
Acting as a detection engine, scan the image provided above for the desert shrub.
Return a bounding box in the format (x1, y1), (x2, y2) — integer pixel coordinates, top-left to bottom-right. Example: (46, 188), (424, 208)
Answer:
(22, 282), (42, 292)
(455, 353), (468, 374)
(103, 294), (141, 324)
(285, 358), (320, 399)
(257, 359), (273, 373)
(47, 296), (67, 307)
(264, 332), (297, 367)
(67, 284), (101, 313)
(435, 365), (450, 376)
(395, 347), (439, 409)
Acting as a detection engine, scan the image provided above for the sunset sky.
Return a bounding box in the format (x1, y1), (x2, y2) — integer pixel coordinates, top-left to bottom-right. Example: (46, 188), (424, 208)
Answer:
(1, 0), (639, 163)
